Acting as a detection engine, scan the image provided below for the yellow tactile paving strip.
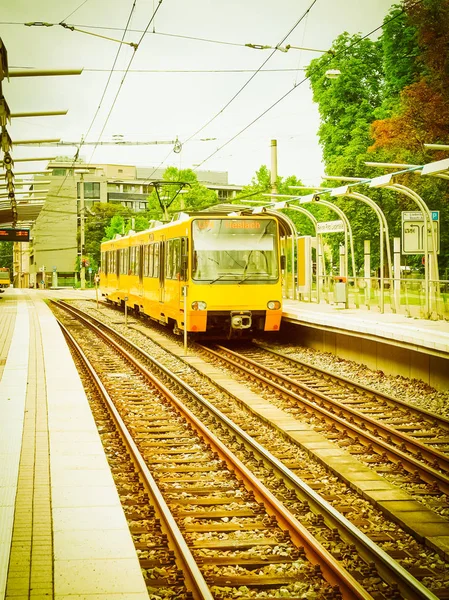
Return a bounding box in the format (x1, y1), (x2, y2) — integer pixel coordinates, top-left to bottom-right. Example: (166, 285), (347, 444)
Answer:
(0, 297), (16, 380)
(6, 305), (54, 599)
(0, 298), (29, 599)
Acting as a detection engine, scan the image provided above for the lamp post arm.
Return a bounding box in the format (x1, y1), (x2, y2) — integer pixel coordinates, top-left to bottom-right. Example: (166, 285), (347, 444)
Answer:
(348, 192), (393, 280)
(318, 199), (356, 280)
(387, 184), (439, 280)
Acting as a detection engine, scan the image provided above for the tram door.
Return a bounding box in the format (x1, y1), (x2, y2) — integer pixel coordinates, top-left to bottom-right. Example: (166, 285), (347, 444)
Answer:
(158, 239), (165, 304)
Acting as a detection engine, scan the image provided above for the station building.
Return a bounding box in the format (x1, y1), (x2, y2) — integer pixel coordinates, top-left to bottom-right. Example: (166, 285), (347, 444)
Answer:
(13, 161), (243, 288)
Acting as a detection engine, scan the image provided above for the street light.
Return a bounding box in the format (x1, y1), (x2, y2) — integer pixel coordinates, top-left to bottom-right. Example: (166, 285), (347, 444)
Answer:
(75, 169), (90, 290)
(325, 69), (341, 79)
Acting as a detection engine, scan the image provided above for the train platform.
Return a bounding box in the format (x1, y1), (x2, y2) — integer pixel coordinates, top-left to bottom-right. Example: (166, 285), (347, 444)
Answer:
(282, 299), (449, 390)
(0, 289), (148, 599)
(1, 286), (447, 599)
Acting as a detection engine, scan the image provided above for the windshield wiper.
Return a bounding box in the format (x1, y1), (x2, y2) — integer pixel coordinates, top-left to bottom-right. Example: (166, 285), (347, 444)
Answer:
(209, 273), (237, 284)
(238, 272), (274, 284)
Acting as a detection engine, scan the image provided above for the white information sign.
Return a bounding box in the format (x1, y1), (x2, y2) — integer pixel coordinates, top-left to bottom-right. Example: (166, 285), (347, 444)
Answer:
(316, 220), (345, 234)
(401, 211), (440, 255)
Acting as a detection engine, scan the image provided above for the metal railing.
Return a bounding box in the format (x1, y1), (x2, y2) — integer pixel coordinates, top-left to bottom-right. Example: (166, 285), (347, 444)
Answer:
(295, 275), (449, 320)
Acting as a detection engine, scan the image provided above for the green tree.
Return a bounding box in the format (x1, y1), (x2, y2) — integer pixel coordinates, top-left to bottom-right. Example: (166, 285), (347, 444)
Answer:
(306, 32), (383, 176)
(0, 242), (13, 271)
(85, 203), (132, 269)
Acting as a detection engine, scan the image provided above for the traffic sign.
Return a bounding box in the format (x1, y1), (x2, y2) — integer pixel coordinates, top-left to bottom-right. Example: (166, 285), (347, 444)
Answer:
(401, 211), (440, 255)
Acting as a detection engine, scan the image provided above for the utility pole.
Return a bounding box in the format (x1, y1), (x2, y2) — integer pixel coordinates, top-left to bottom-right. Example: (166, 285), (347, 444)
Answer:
(75, 169), (89, 289)
(270, 139), (278, 195)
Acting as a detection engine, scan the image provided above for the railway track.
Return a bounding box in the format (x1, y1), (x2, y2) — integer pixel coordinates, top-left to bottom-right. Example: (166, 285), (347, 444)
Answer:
(197, 343), (449, 497)
(55, 307), (367, 600)
(51, 299), (445, 600)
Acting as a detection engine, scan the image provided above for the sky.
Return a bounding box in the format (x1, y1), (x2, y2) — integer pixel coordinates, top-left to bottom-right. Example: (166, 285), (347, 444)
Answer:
(2, 0), (395, 186)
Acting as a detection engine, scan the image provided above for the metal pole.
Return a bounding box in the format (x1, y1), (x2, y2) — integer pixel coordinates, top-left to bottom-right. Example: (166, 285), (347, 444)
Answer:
(393, 238), (401, 313)
(316, 233), (321, 303)
(79, 174), (86, 290)
(347, 192), (393, 312)
(386, 184), (437, 316)
(270, 140), (278, 195)
(183, 285), (188, 356)
(124, 297), (128, 326)
(364, 240), (371, 309)
(379, 217), (384, 314)
(95, 276), (99, 309)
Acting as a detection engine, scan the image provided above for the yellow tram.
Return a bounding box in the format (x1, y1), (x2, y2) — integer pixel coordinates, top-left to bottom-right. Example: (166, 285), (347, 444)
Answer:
(0, 267), (11, 292)
(100, 212), (284, 338)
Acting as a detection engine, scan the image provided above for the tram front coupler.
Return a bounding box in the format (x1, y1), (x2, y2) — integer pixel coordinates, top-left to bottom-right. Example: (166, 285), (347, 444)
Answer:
(230, 311), (252, 330)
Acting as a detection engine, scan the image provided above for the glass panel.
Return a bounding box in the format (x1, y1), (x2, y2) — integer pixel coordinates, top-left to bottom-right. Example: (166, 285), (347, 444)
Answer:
(192, 219), (278, 283)
(153, 244), (159, 277)
(149, 244), (154, 277)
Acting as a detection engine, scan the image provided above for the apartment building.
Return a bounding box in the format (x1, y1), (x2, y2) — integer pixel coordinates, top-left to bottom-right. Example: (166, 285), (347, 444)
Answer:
(27, 161), (242, 287)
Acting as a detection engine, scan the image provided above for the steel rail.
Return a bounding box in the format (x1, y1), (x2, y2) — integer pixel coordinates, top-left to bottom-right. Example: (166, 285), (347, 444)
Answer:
(53, 300), (439, 600)
(55, 301), (374, 600)
(58, 321), (214, 600)
(255, 342), (449, 431)
(207, 344), (449, 492)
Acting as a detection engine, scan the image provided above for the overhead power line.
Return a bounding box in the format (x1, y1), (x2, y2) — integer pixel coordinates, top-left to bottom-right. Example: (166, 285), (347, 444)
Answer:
(192, 0), (424, 172)
(182, 0), (319, 146)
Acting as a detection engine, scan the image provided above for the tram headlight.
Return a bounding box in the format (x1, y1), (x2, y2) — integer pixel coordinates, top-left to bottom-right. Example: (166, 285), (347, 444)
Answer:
(267, 300), (281, 310)
(191, 301), (207, 310)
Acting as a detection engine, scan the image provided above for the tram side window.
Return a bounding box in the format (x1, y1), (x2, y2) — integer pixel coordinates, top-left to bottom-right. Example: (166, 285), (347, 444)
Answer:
(148, 244), (154, 277)
(130, 247), (136, 275)
(143, 245), (149, 277)
(165, 238), (181, 280)
(102, 252), (108, 275)
(135, 245), (141, 277)
(180, 237), (188, 281)
(153, 243), (159, 278)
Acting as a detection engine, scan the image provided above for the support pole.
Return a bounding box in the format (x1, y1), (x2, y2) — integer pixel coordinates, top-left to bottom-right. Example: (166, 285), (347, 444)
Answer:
(364, 240), (371, 309)
(393, 238), (401, 314)
(183, 285), (188, 356)
(270, 139), (278, 195)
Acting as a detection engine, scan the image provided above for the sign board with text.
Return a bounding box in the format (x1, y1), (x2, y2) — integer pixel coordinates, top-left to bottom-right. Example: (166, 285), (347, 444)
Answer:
(401, 211), (439, 255)
(0, 228), (30, 242)
(316, 220), (345, 234)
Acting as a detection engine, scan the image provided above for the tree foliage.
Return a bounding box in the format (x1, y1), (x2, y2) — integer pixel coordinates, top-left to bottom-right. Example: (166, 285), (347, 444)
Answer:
(0, 242), (13, 271)
(307, 1), (449, 274)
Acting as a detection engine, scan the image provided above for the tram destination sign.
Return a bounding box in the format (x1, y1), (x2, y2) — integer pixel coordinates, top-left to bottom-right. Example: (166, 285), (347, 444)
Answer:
(0, 228), (30, 242)
(401, 211), (439, 255)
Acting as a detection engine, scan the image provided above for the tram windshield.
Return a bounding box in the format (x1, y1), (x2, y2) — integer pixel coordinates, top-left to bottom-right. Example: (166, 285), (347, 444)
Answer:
(192, 218), (279, 283)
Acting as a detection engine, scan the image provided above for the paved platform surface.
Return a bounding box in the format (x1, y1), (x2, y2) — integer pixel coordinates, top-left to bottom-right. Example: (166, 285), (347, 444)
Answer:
(1, 286), (447, 598)
(283, 299), (449, 357)
(0, 289), (148, 599)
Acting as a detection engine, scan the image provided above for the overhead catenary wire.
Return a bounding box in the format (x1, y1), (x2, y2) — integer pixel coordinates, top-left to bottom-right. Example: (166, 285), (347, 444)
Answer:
(52, 0), (140, 199)
(191, 0), (424, 172)
(140, 0), (319, 185)
(86, 0), (165, 165)
(182, 0), (319, 146)
(60, 0), (92, 23)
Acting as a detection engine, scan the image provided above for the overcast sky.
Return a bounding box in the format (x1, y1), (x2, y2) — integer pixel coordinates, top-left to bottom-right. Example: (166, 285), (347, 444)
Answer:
(2, 0), (395, 185)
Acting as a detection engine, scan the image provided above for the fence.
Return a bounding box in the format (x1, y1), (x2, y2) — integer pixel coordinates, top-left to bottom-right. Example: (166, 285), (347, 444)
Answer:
(296, 275), (449, 320)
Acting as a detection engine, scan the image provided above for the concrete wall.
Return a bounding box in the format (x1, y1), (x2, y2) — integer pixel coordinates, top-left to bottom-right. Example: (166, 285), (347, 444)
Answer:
(282, 322), (449, 392)
(31, 177), (78, 275)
